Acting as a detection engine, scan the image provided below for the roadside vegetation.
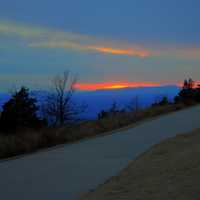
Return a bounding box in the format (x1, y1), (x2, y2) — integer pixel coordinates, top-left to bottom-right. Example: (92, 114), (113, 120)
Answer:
(0, 75), (199, 160)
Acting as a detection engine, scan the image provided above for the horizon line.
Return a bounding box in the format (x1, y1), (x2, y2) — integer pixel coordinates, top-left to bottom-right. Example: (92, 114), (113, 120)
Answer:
(74, 82), (181, 91)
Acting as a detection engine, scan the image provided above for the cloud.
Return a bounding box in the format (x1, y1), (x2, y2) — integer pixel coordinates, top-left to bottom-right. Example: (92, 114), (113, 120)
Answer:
(0, 20), (151, 58)
(86, 46), (150, 58)
(2, 20), (199, 60)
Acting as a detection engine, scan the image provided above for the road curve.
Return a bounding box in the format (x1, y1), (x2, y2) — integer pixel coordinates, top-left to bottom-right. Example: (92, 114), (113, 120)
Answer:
(0, 106), (200, 200)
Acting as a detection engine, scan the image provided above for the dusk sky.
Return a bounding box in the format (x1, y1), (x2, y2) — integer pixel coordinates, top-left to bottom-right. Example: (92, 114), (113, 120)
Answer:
(0, 0), (200, 91)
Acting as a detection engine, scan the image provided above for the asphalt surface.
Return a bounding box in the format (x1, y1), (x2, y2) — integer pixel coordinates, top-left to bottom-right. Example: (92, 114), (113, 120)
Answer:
(0, 106), (200, 200)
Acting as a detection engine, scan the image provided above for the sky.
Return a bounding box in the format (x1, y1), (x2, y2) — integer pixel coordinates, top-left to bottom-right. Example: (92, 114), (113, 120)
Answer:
(0, 0), (200, 91)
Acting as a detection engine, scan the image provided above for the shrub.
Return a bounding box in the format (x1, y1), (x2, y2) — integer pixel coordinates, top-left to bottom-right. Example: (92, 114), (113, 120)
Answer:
(98, 102), (125, 120)
(152, 96), (169, 107)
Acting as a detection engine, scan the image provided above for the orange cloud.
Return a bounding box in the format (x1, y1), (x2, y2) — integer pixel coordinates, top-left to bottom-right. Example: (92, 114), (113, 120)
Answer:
(87, 46), (150, 57)
(75, 82), (161, 91)
(0, 21), (152, 58)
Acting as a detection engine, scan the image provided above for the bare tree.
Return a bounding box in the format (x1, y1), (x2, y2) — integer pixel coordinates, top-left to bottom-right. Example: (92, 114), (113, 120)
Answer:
(43, 71), (84, 126)
(126, 96), (140, 113)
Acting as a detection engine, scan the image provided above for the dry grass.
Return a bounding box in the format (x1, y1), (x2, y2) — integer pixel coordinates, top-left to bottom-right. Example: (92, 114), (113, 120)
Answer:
(81, 128), (200, 200)
(0, 103), (191, 160)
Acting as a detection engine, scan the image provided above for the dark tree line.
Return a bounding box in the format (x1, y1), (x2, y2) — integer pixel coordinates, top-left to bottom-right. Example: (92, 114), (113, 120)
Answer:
(0, 75), (199, 133)
(175, 78), (200, 103)
(0, 71), (85, 134)
(98, 78), (200, 120)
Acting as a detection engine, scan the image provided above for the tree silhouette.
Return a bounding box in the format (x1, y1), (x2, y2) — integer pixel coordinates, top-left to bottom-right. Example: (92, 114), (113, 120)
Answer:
(188, 78), (195, 89)
(43, 71), (86, 126)
(98, 110), (108, 119)
(98, 101), (124, 119)
(0, 87), (44, 133)
(152, 96), (169, 106)
(183, 79), (188, 89)
(126, 96), (140, 112)
(174, 78), (200, 103)
(196, 84), (200, 101)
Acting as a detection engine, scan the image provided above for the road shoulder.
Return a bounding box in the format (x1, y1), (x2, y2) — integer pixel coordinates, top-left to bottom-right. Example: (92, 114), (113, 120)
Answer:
(81, 128), (200, 200)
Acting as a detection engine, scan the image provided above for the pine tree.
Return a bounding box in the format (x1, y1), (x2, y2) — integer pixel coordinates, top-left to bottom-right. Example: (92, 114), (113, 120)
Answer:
(0, 87), (44, 133)
(183, 79), (188, 89)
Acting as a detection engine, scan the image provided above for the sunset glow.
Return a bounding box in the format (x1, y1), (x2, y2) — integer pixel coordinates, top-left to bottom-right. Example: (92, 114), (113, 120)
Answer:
(88, 46), (151, 57)
(0, 1), (200, 92)
(75, 82), (161, 91)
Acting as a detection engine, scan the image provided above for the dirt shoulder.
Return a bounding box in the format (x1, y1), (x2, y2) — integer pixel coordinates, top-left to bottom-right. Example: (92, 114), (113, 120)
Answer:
(81, 129), (200, 200)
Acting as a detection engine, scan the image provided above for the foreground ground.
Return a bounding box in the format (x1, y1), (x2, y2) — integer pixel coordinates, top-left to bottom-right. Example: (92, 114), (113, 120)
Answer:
(82, 128), (200, 200)
(0, 106), (199, 200)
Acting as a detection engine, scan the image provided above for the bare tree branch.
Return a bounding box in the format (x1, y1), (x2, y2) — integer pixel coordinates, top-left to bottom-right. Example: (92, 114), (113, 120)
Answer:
(42, 71), (85, 126)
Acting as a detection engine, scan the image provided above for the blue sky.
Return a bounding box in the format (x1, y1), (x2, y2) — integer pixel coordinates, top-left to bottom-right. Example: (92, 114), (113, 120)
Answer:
(0, 0), (200, 90)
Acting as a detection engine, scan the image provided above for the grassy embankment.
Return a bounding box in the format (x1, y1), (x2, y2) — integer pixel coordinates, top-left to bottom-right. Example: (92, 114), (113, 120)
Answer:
(0, 103), (195, 160)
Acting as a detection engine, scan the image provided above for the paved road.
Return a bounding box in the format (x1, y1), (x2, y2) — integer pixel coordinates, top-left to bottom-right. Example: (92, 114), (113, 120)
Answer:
(0, 106), (200, 200)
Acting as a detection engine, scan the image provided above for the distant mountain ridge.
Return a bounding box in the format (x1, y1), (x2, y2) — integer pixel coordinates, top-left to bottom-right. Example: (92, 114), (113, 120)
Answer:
(0, 85), (180, 119)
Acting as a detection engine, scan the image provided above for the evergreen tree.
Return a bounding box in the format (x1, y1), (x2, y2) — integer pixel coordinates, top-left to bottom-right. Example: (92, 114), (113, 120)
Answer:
(174, 78), (199, 103)
(188, 78), (195, 89)
(0, 87), (44, 133)
(183, 79), (188, 89)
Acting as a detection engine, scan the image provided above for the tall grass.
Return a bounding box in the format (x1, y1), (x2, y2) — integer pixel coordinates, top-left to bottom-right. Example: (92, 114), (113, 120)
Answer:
(0, 103), (191, 160)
